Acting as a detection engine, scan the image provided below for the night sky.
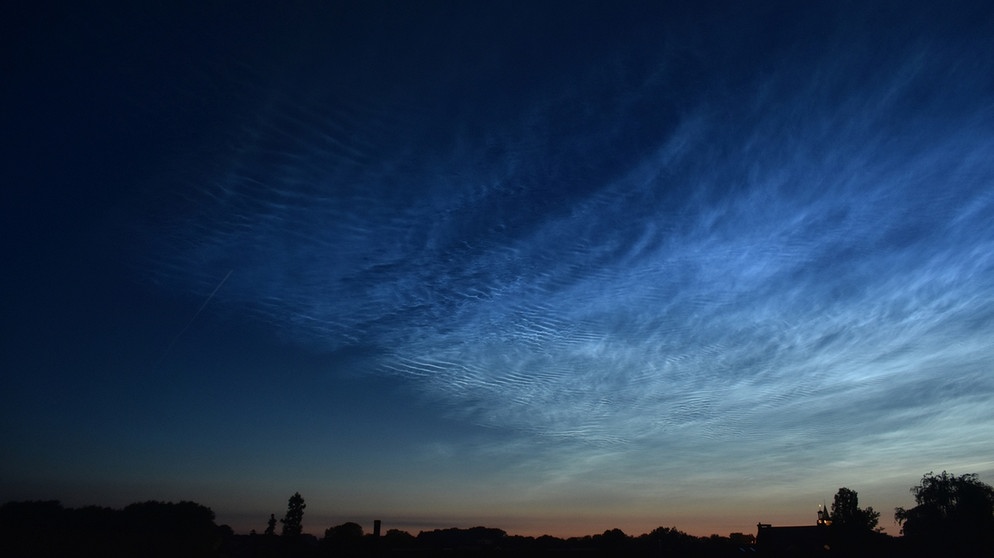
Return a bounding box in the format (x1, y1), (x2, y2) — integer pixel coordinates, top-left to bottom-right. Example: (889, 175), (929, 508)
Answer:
(3, 1), (993, 538)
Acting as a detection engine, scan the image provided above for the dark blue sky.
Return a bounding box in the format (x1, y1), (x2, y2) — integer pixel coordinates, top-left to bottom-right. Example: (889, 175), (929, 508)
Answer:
(3, 1), (994, 537)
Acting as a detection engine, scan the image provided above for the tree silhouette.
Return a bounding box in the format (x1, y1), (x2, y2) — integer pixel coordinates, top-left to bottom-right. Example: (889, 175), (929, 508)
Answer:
(384, 528), (416, 547)
(264, 513), (277, 536)
(895, 471), (994, 556)
(120, 501), (219, 558)
(0, 500), (221, 558)
(830, 487), (880, 532)
(280, 492), (305, 537)
(827, 487), (881, 555)
(324, 521), (364, 541)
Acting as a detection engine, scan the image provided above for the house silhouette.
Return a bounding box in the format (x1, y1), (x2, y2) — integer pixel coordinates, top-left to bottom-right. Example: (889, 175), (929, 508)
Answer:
(755, 505), (831, 557)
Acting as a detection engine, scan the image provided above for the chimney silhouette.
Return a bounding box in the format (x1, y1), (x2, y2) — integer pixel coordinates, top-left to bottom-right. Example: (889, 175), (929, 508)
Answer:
(373, 519), (381, 537)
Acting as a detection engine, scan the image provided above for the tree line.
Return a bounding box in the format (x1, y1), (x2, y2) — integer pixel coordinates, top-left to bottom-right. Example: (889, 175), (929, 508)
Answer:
(1, 471), (991, 557)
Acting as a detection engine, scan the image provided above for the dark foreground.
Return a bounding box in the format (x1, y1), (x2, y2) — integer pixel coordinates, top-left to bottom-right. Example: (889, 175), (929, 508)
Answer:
(0, 500), (986, 558)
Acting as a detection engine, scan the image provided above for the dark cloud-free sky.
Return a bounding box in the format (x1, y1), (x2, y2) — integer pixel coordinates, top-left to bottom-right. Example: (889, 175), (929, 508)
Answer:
(3, 1), (993, 537)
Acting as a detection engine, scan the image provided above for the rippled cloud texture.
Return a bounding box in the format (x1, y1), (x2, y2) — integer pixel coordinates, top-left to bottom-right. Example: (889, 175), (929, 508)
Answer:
(5, 1), (994, 537)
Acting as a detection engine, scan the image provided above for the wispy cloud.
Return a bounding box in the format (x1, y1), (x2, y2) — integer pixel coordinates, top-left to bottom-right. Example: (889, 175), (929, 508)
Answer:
(142, 2), (994, 524)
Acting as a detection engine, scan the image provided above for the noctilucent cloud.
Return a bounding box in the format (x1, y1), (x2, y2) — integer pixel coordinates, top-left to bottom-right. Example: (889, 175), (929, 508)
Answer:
(3, 1), (993, 538)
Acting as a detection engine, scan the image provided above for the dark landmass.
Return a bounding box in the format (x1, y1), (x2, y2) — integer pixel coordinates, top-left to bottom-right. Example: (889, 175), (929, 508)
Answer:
(2, 473), (991, 558)
(0, 501), (757, 558)
(0, 501), (969, 558)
